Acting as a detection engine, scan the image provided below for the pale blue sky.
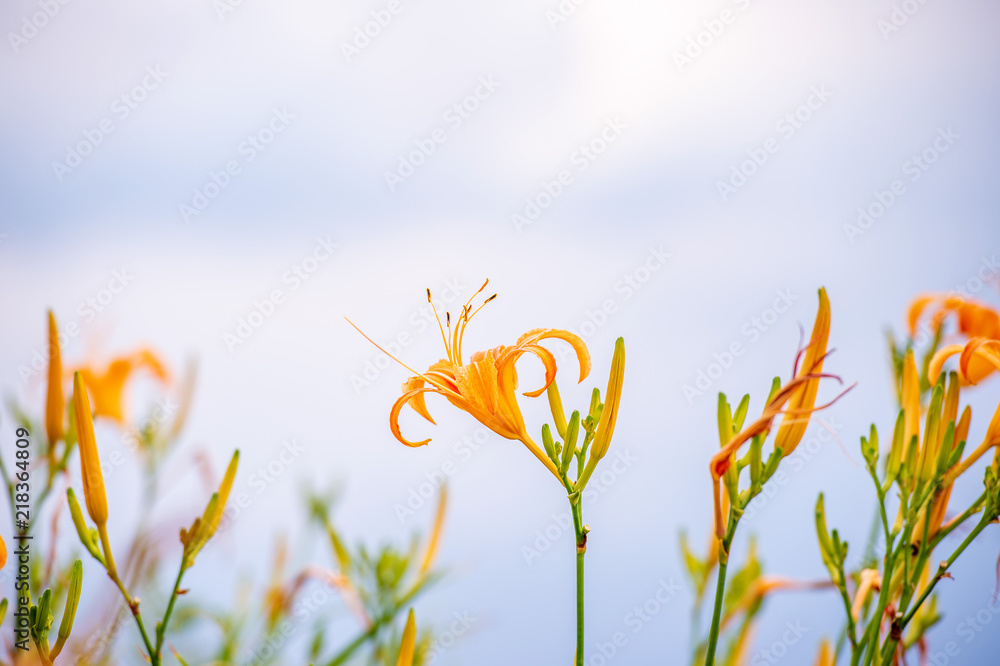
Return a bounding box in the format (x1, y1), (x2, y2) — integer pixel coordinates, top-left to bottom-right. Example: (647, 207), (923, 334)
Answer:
(2, 0), (1000, 663)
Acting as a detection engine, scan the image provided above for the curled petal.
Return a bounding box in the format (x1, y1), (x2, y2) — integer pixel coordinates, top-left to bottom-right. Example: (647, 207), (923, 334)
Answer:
(402, 377), (436, 424)
(509, 343), (558, 398)
(928, 344), (965, 384)
(959, 338), (1000, 384)
(516, 328), (591, 383)
(390, 388), (437, 447)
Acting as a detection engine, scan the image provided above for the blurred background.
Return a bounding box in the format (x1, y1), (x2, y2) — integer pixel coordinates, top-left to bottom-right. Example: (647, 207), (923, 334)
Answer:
(2, 0), (999, 662)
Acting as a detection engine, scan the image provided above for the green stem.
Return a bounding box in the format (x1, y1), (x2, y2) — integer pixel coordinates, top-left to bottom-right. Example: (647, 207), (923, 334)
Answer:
(154, 562), (187, 660)
(571, 498), (586, 666)
(703, 557), (729, 666)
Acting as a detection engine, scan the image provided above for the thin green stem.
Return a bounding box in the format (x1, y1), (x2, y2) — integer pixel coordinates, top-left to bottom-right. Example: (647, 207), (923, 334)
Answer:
(703, 557), (729, 666)
(571, 498), (586, 666)
(154, 562), (187, 660)
(98, 523), (157, 663)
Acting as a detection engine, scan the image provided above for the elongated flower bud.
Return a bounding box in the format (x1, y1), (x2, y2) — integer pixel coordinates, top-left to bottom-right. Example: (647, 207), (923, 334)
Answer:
(46, 311), (65, 446)
(67, 488), (104, 564)
(578, 338), (625, 489)
(73, 372), (108, 526)
(546, 381), (568, 440)
(51, 559), (83, 659)
(560, 411), (580, 476)
(775, 289), (831, 456)
(591, 337), (625, 462)
(397, 609), (417, 666)
(181, 449), (240, 568)
(900, 350), (921, 460)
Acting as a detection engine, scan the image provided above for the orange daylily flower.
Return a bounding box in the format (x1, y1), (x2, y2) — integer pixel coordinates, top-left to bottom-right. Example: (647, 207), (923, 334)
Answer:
(74, 348), (170, 422)
(348, 281), (591, 480)
(909, 294), (1000, 340)
(911, 295), (1000, 383)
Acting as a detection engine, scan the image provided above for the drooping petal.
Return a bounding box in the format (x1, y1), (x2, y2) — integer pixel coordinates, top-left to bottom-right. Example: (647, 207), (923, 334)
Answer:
(390, 388), (437, 447)
(508, 343), (558, 398)
(402, 377), (436, 424)
(516, 328), (591, 383)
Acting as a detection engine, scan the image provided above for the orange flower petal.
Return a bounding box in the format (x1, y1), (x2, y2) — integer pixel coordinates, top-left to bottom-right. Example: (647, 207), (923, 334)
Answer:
(402, 377), (436, 424)
(516, 328), (591, 383)
(390, 388), (436, 447)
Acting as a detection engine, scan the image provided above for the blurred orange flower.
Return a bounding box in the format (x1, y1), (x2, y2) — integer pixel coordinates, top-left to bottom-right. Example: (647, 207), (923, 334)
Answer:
(74, 349), (169, 422)
(349, 280), (590, 479)
(910, 295), (1000, 383)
